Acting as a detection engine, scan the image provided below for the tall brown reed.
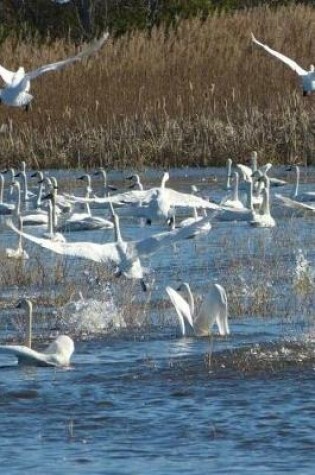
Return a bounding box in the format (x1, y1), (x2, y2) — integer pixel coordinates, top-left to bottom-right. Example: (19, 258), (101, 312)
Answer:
(0, 4), (315, 169)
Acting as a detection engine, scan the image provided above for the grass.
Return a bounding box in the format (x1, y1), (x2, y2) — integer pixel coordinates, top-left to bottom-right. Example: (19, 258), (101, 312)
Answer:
(0, 4), (315, 169)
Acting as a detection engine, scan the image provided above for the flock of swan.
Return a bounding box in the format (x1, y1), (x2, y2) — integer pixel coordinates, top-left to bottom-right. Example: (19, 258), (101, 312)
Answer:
(0, 28), (314, 368)
(0, 152), (312, 368)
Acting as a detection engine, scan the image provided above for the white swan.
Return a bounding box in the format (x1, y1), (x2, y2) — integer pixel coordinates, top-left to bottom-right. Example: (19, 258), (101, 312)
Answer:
(251, 33), (315, 96)
(11, 180), (48, 226)
(56, 174), (113, 232)
(14, 161), (36, 202)
(126, 174), (144, 191)
(93, 168), (117, 198)
(171, 208), (211, 238)
(6, 217), (29, 259)
(226, 158), (233, 190)
(43, 200), (67, 242)
(0, 173), (14, 214)
(275, 193), (315, 212)
(290, 165), (315, 202)
(8, 204), (214, 291)
(250, 177), (276, 227)
(0, 299), (74, 367)
(67, 172), (221, 225)
(250, 151), (286, 187)
(222, 171), (247, 210)
(166, 283), (229, 337)
(0, 32), (109, 109)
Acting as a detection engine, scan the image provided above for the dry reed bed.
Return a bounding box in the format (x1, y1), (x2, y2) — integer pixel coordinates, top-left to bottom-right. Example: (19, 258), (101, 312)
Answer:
(0, 4), (315, 168)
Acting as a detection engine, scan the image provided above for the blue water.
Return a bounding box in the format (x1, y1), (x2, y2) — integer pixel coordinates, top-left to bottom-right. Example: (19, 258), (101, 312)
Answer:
(0, 167), (314, 474)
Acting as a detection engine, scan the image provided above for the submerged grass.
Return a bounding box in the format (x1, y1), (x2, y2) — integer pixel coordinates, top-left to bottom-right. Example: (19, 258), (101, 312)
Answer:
(0, 5), (315, 168)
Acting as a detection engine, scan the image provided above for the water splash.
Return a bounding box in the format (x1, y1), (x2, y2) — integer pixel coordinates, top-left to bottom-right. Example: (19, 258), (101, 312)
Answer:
(59, 283), (126, 335)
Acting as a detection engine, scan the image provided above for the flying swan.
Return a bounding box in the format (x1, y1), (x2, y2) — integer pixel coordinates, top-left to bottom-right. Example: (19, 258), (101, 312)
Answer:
(7, 204), (214, 291)
(166, 283), (230, 337)
(0, 299), (74, 367)
(251, 33), (315, 96)
(0, 32), (109, 110)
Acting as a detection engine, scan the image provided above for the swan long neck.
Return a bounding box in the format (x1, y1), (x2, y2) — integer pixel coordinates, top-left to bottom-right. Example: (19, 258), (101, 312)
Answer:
(251, 152), (258, 172)
(0, 174), (4, 203)
(183, 283), (195, 319)
(21, 171), (28, 203)
(13, 182), (21, 217)
(25, 300), (33, 349)
(47, 200), (53, 235)
(161, 172), (169, 188)
(246, 181), (253, 210)
(113, 213), (123, 242)
(261, 178), (271, 215)
(226, 159), (232, 190)
(294, 165), (300, 197)
(232, 171), (239, 202)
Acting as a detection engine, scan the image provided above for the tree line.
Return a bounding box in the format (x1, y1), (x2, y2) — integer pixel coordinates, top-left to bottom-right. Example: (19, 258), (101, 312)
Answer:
(0, 0), (300, 42)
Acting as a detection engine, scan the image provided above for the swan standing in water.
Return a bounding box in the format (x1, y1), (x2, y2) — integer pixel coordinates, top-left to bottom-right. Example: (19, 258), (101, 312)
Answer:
(8, 203), (214, 291)
(222, 171), (247, 210)
(166, 283), (229, 337)
(289, 165), (315, 202)
(0, 299), (74, 367)
(251, 33), (315, 96)
(0, 33), (109, 110)
(11, 180), (48, 226)
(56, 174), (113, 232)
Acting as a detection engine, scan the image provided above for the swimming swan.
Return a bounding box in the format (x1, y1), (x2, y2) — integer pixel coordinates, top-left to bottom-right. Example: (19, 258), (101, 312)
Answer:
(166, 283), (229, 337)
(0, 299), (74, 367)
(6, 217), (29, 259)
(0, 32), (109, 109)
(250, 177), (276, 227)
(251, 33), (315, 96)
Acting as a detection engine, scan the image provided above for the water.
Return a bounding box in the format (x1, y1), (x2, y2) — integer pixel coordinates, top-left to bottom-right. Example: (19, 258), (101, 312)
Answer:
(0, 167), (314, 474)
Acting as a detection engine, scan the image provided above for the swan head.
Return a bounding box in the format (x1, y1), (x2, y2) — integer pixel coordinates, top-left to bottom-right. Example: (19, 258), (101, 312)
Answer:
(310, 64), (315, 72)
(16, 298), (32, 312)
(161, 172), (170, 187)
(77, 174), (91, 186)
(177, 282), (191, 293)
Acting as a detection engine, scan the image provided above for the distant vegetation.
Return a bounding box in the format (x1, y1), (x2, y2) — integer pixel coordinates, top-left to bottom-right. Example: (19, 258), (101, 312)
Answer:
(0, 1), (304, 41)
(0, 3), (314, 169)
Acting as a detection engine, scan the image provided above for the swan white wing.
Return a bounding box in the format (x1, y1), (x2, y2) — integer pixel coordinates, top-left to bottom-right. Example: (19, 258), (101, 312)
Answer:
(275, 194), (315, 211)
(135, 215), (212, 256)
(236, 164), (253, 181)
(163, 189), (220, 210)
(194, 284), (229, 336)
(0, 345), (54, 366)
(165, 287), (194, 335)
(65, 189), (154, 205)
(26, 32), (109, 81)
(0, 65), (17, 85)
(251, 33), (307, 76)
(8, 220), (121, 264)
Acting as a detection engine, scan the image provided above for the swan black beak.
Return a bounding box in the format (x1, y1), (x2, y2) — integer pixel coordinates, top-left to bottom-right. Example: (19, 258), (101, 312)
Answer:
(140, 279), (147, 292)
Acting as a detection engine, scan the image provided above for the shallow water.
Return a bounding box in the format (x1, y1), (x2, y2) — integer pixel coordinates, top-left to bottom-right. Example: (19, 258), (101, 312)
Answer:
(0, 167), (314, 474)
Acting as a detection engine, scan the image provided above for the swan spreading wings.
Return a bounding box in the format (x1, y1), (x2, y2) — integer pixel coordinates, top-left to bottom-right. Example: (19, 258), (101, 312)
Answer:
(7, 206), (214, 291)
(166, 283), (230, 337)
(66, 172), (221, 224)
(0, 299), (74, 367)
(0, 336), (74, 367)
(251, 33), (315, 96)
(0, 32), (109, 109)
